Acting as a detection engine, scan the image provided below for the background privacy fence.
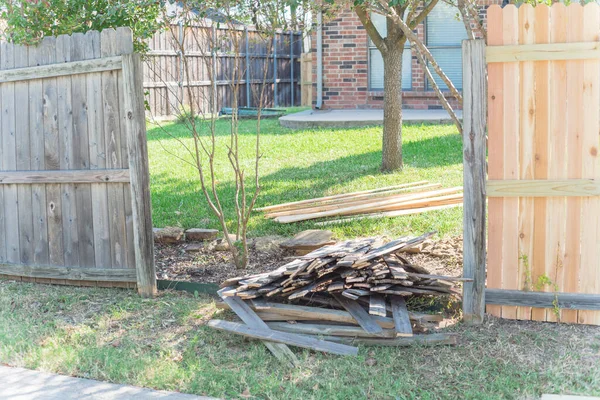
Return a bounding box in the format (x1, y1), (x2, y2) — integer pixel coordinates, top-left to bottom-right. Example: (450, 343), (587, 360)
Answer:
(144, 24), (303, 119)
(463, 3), (600, 325)
(0, 28), (156, 297)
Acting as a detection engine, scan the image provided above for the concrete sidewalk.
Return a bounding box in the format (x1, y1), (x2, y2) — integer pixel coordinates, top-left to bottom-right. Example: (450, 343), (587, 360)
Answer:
(279, 108), (462, 129)
(0, 366), (216, 400)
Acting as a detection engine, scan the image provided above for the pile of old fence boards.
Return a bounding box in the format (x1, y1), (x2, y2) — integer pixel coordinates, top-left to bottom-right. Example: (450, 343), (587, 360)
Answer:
(255, 181), (463, 225)
(209, 233), (463, 364)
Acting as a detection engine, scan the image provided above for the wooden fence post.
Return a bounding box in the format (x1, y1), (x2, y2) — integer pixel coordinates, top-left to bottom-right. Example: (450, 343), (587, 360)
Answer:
(121, 53), (157, 298)
(462, 39), (487, 324)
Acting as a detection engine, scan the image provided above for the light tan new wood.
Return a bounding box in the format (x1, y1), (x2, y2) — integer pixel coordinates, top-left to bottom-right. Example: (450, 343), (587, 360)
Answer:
(0, 56), (122, 83)
(275, 188), (463, 223)
(486, 41), (600, 63)
(265, 183), (442, 218)
(0, 169), (131, 184)
(255, 181), (430, 212)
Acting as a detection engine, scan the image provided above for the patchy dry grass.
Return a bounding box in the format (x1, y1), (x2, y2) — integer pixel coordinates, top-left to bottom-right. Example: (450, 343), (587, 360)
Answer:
(1, 280), (600, 399)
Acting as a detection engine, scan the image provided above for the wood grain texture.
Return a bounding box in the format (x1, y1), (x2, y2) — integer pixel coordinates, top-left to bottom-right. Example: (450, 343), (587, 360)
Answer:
(0, 263), (136, 282)
(333, 293), (384, 334)
(0, 56), (122, 83)
(485, 5), (503, 319)
(208, 319), (358, 356)
(487, 180), (600, 197)
(486, 289), (600, 310)
(0, 169), (130, 184)
(563, 4), (585, 324)
(122, 53), (157, 297)
(218, 288), (298, 367)
(486, 41), (600, 63)
(462, 38), (488, 324)
(390, 296), (413, 337)
(578, 3), (600, 325)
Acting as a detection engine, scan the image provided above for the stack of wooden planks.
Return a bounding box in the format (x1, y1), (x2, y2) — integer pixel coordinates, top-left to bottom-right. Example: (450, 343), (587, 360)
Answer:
(255, 181), (463, 224)
(209, 233), (464, 363)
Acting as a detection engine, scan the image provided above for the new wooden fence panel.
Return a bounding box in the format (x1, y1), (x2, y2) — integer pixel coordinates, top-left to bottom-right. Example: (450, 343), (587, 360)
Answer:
(0, 29), (155, 296)
(485, 3), (600, 325)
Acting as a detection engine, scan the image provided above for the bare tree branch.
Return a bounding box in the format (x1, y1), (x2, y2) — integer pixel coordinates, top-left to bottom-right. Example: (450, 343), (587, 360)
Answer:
(355, 4), (387, 54)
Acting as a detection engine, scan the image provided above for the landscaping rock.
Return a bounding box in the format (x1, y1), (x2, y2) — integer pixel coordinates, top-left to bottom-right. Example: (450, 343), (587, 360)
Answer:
(154, 227), (185, 244)
(211, 234), (238, 252)
(252, 236), (287, 254)
(185, 228), (219, 242)
(280, 230), (335, 255)
(184, 243), (205, 253)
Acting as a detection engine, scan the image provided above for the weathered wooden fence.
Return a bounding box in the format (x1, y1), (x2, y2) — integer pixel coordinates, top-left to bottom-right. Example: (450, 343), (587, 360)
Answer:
(0, 28), (156, 297)
(144, 25), (303, 119)
(463, 3), (600, 325)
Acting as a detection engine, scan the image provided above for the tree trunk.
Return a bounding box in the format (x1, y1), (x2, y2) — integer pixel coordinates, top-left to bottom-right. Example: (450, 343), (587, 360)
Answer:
(381, 45), (404, 172)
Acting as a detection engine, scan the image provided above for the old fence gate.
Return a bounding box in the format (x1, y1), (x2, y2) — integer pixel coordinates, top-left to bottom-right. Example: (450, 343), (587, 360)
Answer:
(463, 3), (600, 325)
(0, 28), (156, 296)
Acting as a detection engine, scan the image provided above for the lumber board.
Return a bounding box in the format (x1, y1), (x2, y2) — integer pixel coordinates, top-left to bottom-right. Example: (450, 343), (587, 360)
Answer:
(0, 56), (122, 83)
(255, 181), (430, 212)
(315, 203), (463, 226)
(0, 169), (131, 184)
(333, 294), (383, 334)
(208, 319), (358, 356)
(487, 179), (600, 197)
(266, 322), (397, 338)
(390, 296), (413, 336)
(0, 263), (137, 282)
(368, 294), (387, 317)
(486, 41), (600, 63)
(218, 288), (298, 367)
(462, 38), (487, 324)
(485, 289), (600, 310)
(309, 333), (458, 347)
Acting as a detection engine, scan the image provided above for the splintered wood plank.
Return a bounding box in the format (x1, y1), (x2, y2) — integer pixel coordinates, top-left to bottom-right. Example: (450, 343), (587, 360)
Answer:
(266, 322), (397, 339)
(218, 288), (298, 367)
(578, 3), (600, 325)
(27, 36), (50, 266)
(208, 320), (358, 356)
(333, 293), (384, 335)
(56, 34), (80, 269)
(70, 33), (95, 268)
(531, 4), (551, 322)
(516, 4), (536, 321)
(563, 4), (585, 324)
(14, 42), (33, 266)
(314, 333), (458, 347)
(500, 5), (520, 320)
(545, 4), (568, 323)
(101, 29), (127, 269)
(390, 296), (413, 337)
(115, 27), (136, 270)
(1, 42), (21, 266)
(86, 30), (111, 269)
(368, 294), (387, 317)
(486, 4), (504, 318)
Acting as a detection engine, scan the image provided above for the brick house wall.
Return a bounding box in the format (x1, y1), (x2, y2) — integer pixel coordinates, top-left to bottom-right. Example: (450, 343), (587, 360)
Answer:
(312, 1), (501, 110)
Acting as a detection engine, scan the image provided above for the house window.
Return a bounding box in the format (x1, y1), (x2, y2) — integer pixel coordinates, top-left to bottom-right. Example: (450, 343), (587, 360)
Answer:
(368, 13), (412, 91)
(426, 2), (468, 90)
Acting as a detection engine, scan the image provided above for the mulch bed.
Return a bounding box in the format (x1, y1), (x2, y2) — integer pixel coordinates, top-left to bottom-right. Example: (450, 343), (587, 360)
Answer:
(155, 235), (464, 285)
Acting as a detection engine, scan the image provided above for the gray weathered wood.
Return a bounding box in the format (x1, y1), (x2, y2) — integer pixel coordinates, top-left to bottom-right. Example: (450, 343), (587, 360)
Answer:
(218, 288), (298, 367)
(0, 56), (122, 83)
(486, 289), (600, 310)
(333, 293), (384, 335)
(390, 296), (413, 336)
(462, 39), (487, 325)
(310, 333), (458, 347)
(0, 263), (137, 282)
(0, 169), (131, 184)
(70, 32), (96, 269)
(208, 319), (359, 356)
(266, 322), (397, 338)
(368, 294), (387, 317)
(122, 52), (156, 297)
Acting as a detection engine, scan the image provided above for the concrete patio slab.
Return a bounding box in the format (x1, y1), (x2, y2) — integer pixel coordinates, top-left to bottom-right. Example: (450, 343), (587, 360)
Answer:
(0, 365), (216, 400)
(279, 108), (462, 129)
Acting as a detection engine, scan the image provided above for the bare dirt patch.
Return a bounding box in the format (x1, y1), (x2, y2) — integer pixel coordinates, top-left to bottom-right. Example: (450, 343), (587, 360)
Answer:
(155, 235), (464, 284)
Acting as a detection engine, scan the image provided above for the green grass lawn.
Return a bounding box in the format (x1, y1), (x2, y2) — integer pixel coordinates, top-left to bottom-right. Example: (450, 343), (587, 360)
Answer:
(147, 116), (463, 240)
(2, 281), (599, 400)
